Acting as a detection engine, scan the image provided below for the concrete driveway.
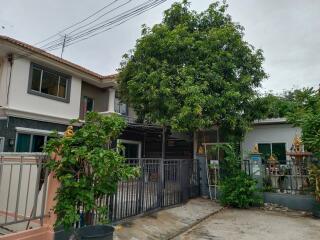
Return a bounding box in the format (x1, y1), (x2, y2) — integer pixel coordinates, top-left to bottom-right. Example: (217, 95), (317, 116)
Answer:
(174, 208), (320, 240)
(114, 198), (223, 240)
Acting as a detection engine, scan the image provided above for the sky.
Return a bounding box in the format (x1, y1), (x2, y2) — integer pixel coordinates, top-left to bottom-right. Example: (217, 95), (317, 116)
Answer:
(0, 0), (319, 93)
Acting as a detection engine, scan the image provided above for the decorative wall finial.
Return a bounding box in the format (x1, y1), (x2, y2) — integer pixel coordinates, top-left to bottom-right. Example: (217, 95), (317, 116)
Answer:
(251, 144), (259, 154)
(64, 126), (74, 138)
(292, 134), (302, 153)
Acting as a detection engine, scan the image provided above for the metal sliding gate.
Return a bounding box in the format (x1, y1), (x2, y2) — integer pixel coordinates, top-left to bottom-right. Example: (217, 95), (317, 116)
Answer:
(108, 158), (199, 222)
(0, 153), (49, 231)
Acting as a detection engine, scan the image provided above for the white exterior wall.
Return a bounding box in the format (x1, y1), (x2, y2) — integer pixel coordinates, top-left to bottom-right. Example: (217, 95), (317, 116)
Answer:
(7, 58), (82, 120)
(242, 123), (302, 160)
(0, 57), (10, 107)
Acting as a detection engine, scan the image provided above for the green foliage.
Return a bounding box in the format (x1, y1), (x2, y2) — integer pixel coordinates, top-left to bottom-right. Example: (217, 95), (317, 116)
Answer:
(220, 171), (262, 208)
(262, 176), (275, 193)
(217, 144), (262, 208)
(118, 1), (267, 136)
(309, 164), (320, 202)
(269, 88), (320, 201)
(44, 112), (139, 229)
(215, 144), (241, 179)
(258, 88), (317, 119)
(284, 88), (320, 156)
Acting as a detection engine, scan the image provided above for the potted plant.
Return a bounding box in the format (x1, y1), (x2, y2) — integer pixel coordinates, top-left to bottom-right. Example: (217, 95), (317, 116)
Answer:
(309, 164), (320, 218)
(44, 112), (139, 239)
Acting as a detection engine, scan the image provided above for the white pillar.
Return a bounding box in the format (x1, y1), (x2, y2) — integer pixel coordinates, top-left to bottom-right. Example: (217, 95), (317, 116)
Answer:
(108, 87), (116, 113)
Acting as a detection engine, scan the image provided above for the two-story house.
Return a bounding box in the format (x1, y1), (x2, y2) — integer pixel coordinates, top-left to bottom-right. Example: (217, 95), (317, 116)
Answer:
(0, 36), (193, 159)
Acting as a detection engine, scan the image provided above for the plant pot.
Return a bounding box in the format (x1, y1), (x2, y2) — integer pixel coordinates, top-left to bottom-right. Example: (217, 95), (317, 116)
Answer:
(312, 201), (320, 218)
(74, 225), (115, 240)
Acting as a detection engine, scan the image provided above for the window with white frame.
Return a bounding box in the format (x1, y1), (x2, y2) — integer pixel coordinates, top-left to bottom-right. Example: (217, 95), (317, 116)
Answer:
(28, 63), (71, 102)
(15, 128), (62, 153)
(16, 133), (46, 152)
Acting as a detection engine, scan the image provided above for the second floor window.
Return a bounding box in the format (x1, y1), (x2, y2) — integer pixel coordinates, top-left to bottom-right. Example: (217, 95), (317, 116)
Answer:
(115, 97), (128, 116)
(29, 63), (71, 102)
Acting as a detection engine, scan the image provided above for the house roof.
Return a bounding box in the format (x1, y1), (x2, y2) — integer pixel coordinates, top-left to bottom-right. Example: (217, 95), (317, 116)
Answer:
(0, 35), (118, 82)
(253, 118), (288, 125)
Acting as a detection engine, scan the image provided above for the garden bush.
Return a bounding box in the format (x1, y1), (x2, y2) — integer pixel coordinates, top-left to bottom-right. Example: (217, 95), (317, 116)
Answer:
(218, 144), (262, 208)
(44, 112), (139, 228)
(220, 171), (262, 208)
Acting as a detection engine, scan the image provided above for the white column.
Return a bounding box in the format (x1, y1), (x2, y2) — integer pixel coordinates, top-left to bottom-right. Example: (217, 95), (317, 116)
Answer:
(108, 87), (116, 113)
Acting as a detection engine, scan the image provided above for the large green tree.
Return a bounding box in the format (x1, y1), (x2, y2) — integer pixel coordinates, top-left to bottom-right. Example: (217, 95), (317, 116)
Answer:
(258, 88), (317, 119)
(119, 1), (267, 138)
(285, 88), (320, 156)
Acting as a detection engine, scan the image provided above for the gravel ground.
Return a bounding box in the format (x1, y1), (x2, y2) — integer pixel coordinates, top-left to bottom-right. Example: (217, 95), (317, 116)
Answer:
(173, 208), (320, 240)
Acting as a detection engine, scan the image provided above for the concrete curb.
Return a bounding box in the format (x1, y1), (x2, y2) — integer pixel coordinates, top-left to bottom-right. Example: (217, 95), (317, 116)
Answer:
(166, 206), (226, 240)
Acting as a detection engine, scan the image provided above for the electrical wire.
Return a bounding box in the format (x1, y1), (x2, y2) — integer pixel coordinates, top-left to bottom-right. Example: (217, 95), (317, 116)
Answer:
(14, 0), (167, 60)
(40, 0), (166, 51)
(34, 0), (121, 46)
(38, 0), (132, 49)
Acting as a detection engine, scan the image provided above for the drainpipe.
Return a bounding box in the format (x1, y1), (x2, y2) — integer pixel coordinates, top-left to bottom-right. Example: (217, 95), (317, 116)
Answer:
(6, 54), (13, 106)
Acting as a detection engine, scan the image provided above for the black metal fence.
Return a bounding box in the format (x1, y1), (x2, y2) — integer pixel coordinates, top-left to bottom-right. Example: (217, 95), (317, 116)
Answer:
(107, 158), (199, 222)
(82, 158), (199, 225)
(243, 158), (317, 195)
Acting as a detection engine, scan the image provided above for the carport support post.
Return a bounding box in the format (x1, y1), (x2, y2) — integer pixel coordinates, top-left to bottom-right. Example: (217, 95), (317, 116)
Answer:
(160, 126), (166, 207)
(162, 126), (166, 160)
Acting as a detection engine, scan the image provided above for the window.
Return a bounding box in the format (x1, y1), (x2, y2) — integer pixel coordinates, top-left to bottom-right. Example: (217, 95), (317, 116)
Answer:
(16, 133), (47, 153)
(28, 63), (71, 102)
(83, 96), (94, 112)
(31, 135), (45, 152)
(258, 143), (286, 164)
(115, 97), (128, 116)
(122, 143), (139, 158)
(118, 140), (141, 158)
(16, 134), (31, 152)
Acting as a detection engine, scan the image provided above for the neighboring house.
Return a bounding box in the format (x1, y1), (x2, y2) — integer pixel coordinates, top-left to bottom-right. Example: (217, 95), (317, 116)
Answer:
(0, 36), (192, 158)
(242, 118), (302, 164)
(193, 118), (302, 174)
(0, 35), (121, 152)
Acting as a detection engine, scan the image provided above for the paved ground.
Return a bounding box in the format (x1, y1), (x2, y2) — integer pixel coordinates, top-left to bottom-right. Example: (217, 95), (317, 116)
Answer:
(114, 198), (223, 240)
(173, 208), (320, 240)
(0, 215), (39, 236)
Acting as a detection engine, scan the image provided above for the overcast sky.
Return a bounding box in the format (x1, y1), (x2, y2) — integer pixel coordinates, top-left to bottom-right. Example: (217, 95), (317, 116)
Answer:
(0, 0), (319, 92)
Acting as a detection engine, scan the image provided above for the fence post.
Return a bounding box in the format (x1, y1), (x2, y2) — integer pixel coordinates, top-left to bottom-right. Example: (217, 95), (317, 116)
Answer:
(159, 159), (164, 208)
(160, 126), (166, 207)
(44, 154), (60, 233)
(138, 158), (144, 213)
(179, 160), (182, 203)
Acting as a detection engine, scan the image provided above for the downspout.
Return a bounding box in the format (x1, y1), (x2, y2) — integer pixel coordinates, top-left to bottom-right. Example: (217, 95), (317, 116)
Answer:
(6, 54), (13, 106)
